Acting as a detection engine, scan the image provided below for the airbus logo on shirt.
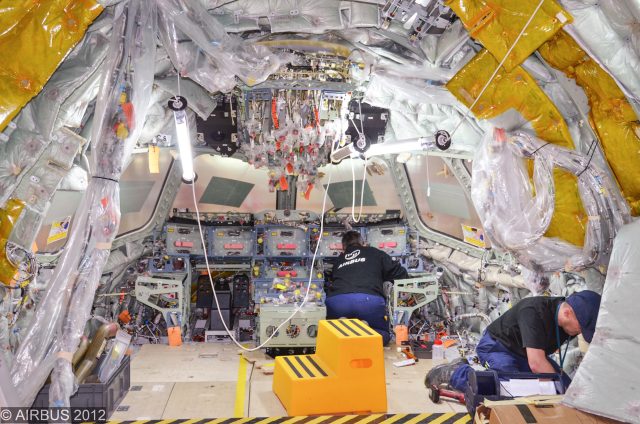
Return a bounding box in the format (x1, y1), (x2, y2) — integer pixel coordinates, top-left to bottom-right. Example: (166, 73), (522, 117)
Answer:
(345, 249), (360, 260)
(338, 249), (366, 269)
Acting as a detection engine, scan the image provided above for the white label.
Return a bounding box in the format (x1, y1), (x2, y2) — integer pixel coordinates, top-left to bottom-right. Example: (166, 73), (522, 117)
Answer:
(557, 12), (568, 24)
(154, 133), (172, 146)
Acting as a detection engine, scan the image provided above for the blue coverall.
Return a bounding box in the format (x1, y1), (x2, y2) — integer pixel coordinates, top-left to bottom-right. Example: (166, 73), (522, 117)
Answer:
(450, 331), (571, 391)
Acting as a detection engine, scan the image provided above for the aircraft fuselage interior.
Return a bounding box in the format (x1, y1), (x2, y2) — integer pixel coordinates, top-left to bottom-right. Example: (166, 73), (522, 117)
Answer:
(1, 0), (639, 423)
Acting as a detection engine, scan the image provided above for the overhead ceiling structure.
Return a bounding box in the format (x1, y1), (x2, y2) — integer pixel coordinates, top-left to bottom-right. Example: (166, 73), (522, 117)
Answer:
(0, 0), (639, 421)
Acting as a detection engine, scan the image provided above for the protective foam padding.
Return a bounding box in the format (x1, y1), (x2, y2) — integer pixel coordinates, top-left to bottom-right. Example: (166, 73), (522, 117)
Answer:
(539, 30), (640, 215)
(0, 0), (103, 131)
(446, 49), (587, 247)
(446, 0), (572, 71)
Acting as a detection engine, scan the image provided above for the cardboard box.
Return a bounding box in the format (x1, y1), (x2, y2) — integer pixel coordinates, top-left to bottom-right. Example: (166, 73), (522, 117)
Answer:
(486, 403), (621, 424)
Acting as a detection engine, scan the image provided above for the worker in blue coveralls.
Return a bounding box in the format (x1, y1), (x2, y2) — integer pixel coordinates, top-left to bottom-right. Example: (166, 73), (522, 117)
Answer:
(325, 230), (409, 345)
(426, 290), (601, 392)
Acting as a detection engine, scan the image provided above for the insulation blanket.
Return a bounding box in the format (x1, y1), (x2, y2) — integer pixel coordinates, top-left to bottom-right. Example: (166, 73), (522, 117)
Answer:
(0, 0), (103, 131)
(445, 0), (572, 71)
(0, 199), (25, 285)
(446, 49), (587, 247)
(363, 74), (482, 152)
(563, 219), (640, 423)
(539, 30), (640, 216)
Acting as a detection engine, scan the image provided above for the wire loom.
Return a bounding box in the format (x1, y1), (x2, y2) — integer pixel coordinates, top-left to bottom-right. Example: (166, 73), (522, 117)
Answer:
(471, 129), (630, 273)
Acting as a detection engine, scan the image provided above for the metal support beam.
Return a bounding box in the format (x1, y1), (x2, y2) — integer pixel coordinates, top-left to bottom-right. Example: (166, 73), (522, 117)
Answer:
(385, 156), (483, 258)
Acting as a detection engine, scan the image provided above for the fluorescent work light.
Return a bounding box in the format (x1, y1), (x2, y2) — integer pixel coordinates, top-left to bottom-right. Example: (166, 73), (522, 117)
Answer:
(168, 96), (195, 183)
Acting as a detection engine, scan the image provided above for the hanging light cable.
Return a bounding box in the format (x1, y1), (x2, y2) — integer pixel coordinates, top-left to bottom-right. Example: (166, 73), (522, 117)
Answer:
(168, 95), (195, 183)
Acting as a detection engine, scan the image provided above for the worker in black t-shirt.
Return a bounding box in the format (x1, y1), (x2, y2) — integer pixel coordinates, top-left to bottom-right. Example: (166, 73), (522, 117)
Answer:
(427, 290), (601, 392)
(325, 230), (409, 345)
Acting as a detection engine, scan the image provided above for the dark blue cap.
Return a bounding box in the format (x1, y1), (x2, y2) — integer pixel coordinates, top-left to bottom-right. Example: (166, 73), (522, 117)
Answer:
(566, 290), (601, 343)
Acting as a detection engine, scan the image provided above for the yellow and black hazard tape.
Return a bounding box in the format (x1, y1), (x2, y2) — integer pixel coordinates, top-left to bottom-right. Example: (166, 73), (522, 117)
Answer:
(107, 412), (472, 424)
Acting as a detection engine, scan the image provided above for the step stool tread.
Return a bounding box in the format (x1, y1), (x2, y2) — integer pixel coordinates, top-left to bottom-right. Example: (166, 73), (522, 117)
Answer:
(278, 354), (332, 379)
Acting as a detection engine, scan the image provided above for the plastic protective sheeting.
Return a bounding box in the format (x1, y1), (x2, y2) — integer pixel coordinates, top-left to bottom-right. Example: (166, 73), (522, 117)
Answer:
(471, 129), (629, 272)
(558, 0), (640, 102)
(363, 74), (483, 152)
(445, 0), (572, 71)
(538, 30), (640, 216)
(563, 220), (640, 424)
(158, 0), (284, 87)
(598, 0), (640, 58)
(210, 0), (345, 34)
(157, 7), (237, 94)
(341, 2), (380, 28)
(154, 77), (218, 120)
(0, 199), (25, 286)
(446, 49), (587, 247)
(0, 0), (103, 131)
(10, 1), (156, 407)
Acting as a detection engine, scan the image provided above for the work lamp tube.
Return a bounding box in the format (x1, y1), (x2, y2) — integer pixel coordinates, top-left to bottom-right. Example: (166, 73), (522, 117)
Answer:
(168, 96), (194, 182)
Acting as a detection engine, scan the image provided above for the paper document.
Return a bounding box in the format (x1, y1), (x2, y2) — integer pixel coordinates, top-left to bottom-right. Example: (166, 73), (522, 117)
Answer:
(500, 379), (557, 397)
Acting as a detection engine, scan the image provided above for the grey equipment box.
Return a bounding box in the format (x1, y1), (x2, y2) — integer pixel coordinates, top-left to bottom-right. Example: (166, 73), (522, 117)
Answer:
(257, 304), (326, 348)
(32, 355), (131, 417)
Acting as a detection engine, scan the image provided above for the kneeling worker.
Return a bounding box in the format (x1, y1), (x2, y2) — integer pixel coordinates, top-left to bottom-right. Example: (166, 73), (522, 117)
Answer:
(325, 230), (409, 345)
(427, 290), (601, 391)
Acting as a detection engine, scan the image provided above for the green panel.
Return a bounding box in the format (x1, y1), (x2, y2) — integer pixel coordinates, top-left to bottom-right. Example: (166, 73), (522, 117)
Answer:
(200, 176), (254, 207)
(120, 181), (155, 214)
(324, 180), (376, 209)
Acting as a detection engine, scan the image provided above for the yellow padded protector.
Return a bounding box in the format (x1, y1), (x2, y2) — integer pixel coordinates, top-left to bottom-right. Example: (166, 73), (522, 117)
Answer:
(0, 0), (103, 131)
(273, 319), (387, 416)
(446, 49), (587, 247)
(445, 0), (572, 71)
(0, 198), (25, 285)
(539, 30), (640, 215)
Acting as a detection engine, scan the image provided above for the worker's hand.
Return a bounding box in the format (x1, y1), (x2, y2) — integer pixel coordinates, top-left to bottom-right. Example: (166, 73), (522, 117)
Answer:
(526, 348), (557, 374)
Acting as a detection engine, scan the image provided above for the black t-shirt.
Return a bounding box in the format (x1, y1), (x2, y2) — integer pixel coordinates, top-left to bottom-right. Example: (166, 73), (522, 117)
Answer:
(327, 245), (409, 298)
(487, 296), (571, 358)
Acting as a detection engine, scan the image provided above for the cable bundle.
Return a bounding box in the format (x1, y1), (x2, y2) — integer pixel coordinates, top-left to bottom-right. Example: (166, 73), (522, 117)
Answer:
(471, 129), (630, 272)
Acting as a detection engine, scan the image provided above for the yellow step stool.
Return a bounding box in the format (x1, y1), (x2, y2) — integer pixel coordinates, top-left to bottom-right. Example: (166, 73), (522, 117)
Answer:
(273, 319), (387, 416)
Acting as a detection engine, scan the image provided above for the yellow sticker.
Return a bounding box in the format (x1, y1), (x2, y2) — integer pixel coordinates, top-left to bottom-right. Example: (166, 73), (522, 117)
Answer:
(47, 216), (71, 245)
(217, 232), (224, 237)
(399, 229), (405, 234)
(167, 227), (174, 233)
(461, 224), (487, 248)
(323, 232), (329, 236)
(271, 232), (277, 236)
